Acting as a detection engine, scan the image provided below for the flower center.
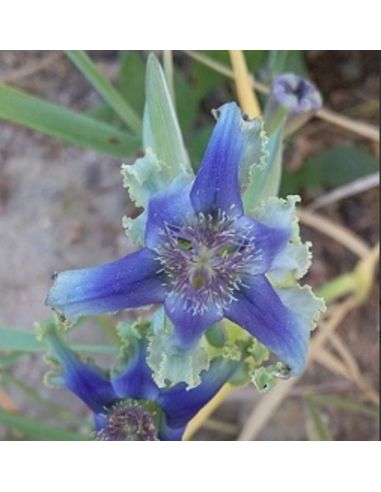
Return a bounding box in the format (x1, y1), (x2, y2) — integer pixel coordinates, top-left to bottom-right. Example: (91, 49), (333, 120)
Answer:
(156, 211), (257, 314)
(97, 401), (159, 441)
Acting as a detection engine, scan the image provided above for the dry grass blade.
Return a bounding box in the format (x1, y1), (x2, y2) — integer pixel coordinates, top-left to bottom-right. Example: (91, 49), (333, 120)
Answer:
(316, 107), (379, 143)
(229, 50), (261, 118)
(237, 297), (359, 440)
(329, 333), (379, 405)
(203, 418), (240, 436)
(297, 207), (370, 258)
(312, 346), (350, 378)
(183, 383), (233, 440)
(184, 50), (379, 143)
(309, 172), (379, 211)
(237, 378), (300, 440)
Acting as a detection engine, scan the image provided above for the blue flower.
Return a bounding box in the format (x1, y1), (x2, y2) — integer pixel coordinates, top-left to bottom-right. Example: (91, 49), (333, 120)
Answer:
(46, 102), (321, 375)
(43, 326), (237, 440)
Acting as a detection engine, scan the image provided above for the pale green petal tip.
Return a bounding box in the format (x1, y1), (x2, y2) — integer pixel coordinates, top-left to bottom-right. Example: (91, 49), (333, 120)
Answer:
(146, 309), (210, 390)
(239, 117), (270, 203)
(147, 328), (210, 390)
(251, 366), (278, 392)
(121, 149), (168, 208)
(277, 284), (326, 334)
(242, 117), (269, 173)
(253, 195), (313, 285)
(122, 213), (146, 247)
(251, 194), (301, 232)
(251, 361), (291, 392)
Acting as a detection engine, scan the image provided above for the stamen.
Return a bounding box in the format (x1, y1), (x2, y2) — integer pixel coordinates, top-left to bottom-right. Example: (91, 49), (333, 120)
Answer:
(96, 401), (159, 441)
(156, 211), (257, 314)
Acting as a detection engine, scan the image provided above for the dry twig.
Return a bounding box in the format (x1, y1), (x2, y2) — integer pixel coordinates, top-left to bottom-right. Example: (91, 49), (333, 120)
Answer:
(309, 172), (379, 211)
(297, 207), (370, 258)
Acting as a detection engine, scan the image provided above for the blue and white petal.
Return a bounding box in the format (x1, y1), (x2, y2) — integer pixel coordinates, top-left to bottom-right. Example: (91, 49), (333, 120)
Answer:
(164, 294), (223, 349)
(225, 275), (313, 375)
(147, 308), (210, 389)
(190, 102), (247, 217)
(111, 338), (159, 402)
(157, 357), (238, 432)
(44, 329), (117, 415)
(46, 248), (166, 321)
(250, 195), (311, 283)
(236, 215), (291, 275)
(145, 177), (194, 249)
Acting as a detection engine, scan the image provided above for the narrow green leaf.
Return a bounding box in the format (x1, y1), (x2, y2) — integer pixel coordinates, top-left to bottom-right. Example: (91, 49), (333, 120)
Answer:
(0, 352), (28, 369)
(191, 51), (230, 101)
(266, 51), (308, 78)
(66, 50), (142, 135)
(307, 394), (379, 419)
(0, 325), (117, 354)
(0, 371), (81, 424)
(174, 69), (199, 134)
(0, 84), (140, 157)
(144, 54), (192, 175)
(0, 408), (89, 440)
(305, 399), (333, 441)
(117, 51), (146, 115)
(86, 102), (125, 128)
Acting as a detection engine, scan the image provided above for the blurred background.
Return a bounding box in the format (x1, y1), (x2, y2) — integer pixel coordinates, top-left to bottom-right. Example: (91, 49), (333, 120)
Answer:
(0, 51), (379, 440)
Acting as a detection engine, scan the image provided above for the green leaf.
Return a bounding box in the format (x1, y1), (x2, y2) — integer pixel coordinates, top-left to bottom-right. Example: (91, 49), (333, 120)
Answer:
(188, 124), (212, 169)
(305, 399), (333, 441)
(191, 51), (230, 101)
(0, 325), (117, 354)
(66, 50), (142, 134)
(281, 145), (379, 195)
(86, 102), (125, 128)
(266, 51), (308, 78)
(0, 408), (89, 440)
(144, 54), (192, 175)
(117, 51), (146, 116)
(0, 352), (28, 369)
(173, 69), (198, 134)
(244, 51), (268, 74)
(307, 394), (379, 419)
(0, 371), (82, 424)
(0, 84), (140, 157)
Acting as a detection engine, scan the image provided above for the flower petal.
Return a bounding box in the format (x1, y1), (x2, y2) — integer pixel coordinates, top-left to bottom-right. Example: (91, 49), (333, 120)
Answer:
(157, 357), (238, 433)
(45, 328), (116, 414)
(164, 294), (223, 349)
(236, 216), (290, 275)
(145, 176), (193, 249)
(46, 248), (166, 320)
(225, 275), (311, 374)
(111, 339), (159, 402)
(250, 196), (311, 282)
(190, 102), (246, 216)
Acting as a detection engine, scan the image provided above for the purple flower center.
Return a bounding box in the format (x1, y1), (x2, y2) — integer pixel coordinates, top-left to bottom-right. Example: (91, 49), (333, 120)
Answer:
(97, 402), (159, 441)
(155, 211), (257, 314)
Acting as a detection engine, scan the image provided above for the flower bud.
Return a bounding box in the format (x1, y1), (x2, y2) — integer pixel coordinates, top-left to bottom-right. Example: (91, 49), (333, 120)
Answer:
(265, 73), (322, 135)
